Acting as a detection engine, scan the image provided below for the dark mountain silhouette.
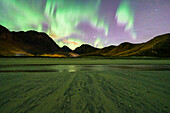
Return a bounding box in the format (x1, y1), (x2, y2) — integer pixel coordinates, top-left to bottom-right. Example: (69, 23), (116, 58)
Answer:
(0, 25), (61, 56)
(73, 44), (100, 54)
(61, 46), (72, 52)
(0, 25), (169, 57)
(82, 45), (116, 56)
(82, 33), (170, 57)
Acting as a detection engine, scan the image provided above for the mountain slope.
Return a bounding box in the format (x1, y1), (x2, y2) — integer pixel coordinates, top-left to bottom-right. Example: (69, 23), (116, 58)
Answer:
(104, 33), (170, 57)
(0, 25), (26, 56)
(0, 25), (61, 56)
(104, 42), (139, 56)
(132, 33), (170, 57)
(12, 31), (61, 55)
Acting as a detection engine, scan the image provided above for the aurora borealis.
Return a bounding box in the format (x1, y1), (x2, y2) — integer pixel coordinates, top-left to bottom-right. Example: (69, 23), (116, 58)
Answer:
(115, 0), (136, 39)
(0, 0), (169, 49)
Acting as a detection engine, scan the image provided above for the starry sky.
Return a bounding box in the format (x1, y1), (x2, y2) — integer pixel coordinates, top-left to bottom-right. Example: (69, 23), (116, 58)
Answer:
(0, 0), (169, 50)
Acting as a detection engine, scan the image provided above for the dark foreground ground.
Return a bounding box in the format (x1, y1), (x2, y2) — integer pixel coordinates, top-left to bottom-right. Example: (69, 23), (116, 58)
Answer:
(0, 58), (169, 113)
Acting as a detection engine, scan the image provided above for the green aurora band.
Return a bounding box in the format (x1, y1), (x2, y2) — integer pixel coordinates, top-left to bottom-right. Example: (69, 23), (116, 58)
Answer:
(0, 0), (109, 49)
(115, 0), (136, 39)
(94, 37), (103, 48)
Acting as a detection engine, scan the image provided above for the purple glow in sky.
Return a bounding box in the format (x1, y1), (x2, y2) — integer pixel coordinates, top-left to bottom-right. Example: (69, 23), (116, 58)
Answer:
(0, 0), (169, 49)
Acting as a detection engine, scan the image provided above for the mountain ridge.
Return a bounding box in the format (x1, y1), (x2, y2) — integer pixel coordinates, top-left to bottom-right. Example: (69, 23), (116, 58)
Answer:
(79, 33), (170, 57)
(73, 44), (100, 54)
(0, 25), (169, 57)
(0, 25), (63, 56)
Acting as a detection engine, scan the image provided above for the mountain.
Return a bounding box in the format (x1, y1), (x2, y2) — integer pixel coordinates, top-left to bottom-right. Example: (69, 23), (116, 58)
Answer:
(132, 33), (170, 57)
(82, 45), (116, 56)
(82, 33), (170, 57)
(73, 44), (100, 54)
(104, 42), (140, 56)
(104, 33), (170, 57)
(0, 25), (169, 57)
(61, 46), (72, 52)
(0, 25), (62, 56)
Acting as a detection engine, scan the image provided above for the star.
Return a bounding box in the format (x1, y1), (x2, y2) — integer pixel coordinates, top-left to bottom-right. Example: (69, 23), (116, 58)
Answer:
(154, 9), (158, 12)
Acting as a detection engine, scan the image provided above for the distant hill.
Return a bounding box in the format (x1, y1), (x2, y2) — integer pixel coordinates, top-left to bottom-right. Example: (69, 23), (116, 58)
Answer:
(0, 25), (62, 56)
(61, 46), (72, 52)
(82, 45), (116, 56)
(73, 44), (100, 54)
(104, 42), (140, 56)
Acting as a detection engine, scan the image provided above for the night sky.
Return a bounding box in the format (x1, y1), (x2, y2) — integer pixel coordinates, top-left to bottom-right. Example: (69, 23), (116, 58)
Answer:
(0, 0), (169, 49)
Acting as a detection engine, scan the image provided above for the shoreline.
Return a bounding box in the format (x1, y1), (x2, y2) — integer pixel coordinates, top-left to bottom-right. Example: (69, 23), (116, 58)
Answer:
(0, 58), (170, 65)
